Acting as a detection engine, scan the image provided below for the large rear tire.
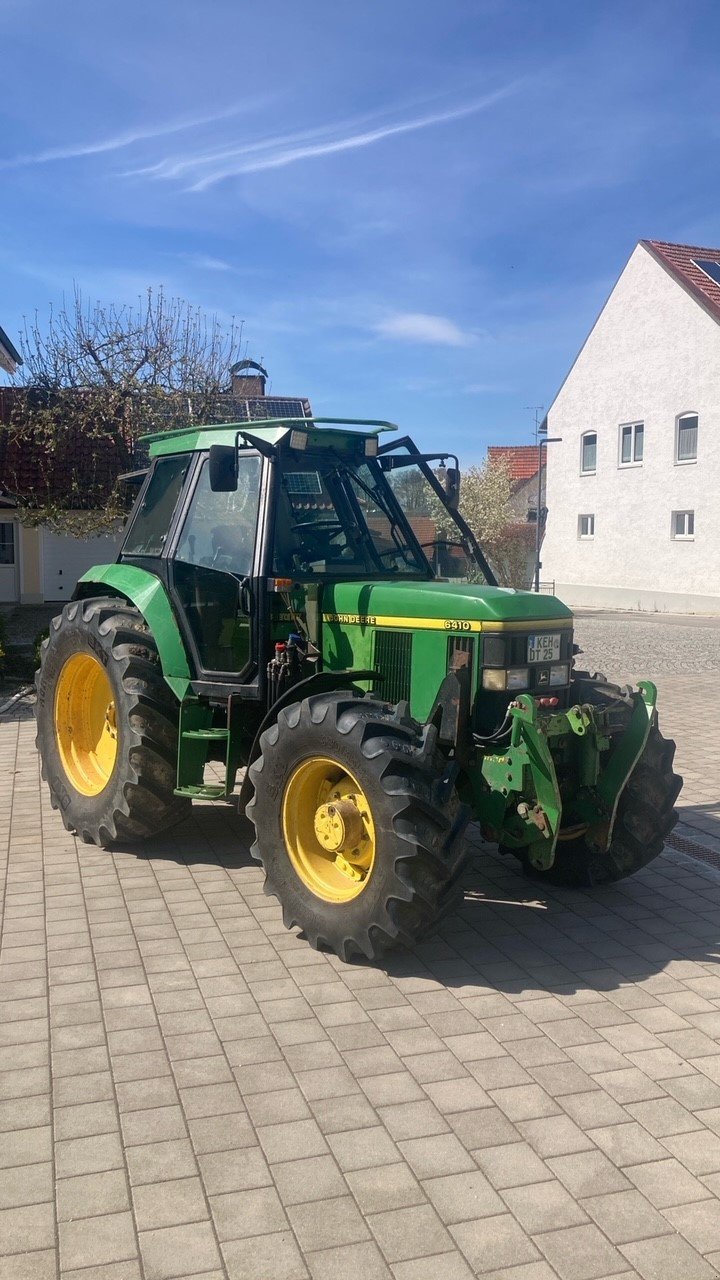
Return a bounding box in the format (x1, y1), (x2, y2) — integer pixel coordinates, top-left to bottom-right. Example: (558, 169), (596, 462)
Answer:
(520, 678), (682, 886)
(247, 693), (470, 961)
(35, 597), (190, 846)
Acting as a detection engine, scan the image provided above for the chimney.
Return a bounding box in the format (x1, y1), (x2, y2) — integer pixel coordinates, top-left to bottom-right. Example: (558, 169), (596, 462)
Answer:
(230, 358), (268, 399)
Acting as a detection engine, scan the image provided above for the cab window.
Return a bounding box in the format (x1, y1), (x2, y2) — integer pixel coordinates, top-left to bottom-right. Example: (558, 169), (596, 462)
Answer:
(175, 454), (262, 575)
(171, 453), (262, 673)
(122, 454), (189, 558)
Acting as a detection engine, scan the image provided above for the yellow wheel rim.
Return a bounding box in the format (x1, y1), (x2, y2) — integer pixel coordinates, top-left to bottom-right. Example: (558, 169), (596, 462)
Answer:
(282, 756), (376, 903)
(54, 653), (119, 796)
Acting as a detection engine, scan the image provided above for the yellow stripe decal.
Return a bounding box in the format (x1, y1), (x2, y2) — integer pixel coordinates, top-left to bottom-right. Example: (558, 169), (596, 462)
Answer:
(322, 613), (572, 633)
(482, 618), (573, 632)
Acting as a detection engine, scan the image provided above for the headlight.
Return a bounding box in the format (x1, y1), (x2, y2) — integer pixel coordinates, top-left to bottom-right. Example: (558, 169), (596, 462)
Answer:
(549, 664), (570, 687)
(482, 667), (529, 691)
(482, 668), (506, 691)
(507, 667), (530, 689)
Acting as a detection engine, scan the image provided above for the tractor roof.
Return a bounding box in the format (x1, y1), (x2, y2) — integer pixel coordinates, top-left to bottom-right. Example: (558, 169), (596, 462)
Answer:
(144, 417), (398, 458)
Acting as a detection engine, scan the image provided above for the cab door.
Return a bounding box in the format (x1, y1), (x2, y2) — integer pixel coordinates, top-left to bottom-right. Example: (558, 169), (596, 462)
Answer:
(169, 451), (264, 677)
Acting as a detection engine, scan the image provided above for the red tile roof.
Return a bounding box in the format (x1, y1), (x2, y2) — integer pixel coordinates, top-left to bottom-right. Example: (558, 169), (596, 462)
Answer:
(642, 240), (720, 324)
(0, 388), (126, 507)
(0, 386), (313, 507)
(487, 445), (540, 481)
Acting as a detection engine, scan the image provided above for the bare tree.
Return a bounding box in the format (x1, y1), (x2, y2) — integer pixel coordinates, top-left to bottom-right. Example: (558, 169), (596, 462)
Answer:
(3, 287), (244, 532)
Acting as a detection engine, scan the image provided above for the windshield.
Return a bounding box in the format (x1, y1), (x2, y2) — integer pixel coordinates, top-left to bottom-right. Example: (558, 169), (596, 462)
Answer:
(380, 442), (498, 585)
(273, 456), (429, 577)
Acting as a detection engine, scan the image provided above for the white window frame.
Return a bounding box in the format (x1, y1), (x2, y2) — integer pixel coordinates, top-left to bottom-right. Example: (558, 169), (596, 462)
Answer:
(578, 513), (595, 540)
(618, 421), (644, 467)
(580, 431), (597, 475)
(675, 413), (698, 465)
(671, 510), (695, 540)
(0, 521), (16, 566)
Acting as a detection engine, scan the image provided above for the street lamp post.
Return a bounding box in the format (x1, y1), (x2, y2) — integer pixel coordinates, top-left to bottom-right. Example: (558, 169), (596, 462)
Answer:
(534, 427), (562, 592)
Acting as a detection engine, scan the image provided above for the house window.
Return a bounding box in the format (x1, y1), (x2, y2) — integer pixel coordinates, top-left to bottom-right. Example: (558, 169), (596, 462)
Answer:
(672, 510), (694, 540)
(0, 522), (15, 566)
(580, 432), (597, 474)
(619, 422), (644, 465)
(578, 514), (595, 539)
(676, 414), (698, 463)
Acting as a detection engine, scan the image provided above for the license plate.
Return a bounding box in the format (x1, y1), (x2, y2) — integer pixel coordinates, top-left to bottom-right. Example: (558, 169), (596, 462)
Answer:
(528, 633), (561, 664)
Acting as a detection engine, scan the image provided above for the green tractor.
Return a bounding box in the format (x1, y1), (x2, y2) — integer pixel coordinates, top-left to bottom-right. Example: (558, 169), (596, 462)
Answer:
(36, 418), (682, 960)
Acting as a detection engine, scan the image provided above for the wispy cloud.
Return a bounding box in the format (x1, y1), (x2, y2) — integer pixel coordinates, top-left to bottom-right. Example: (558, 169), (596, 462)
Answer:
(375, 312), (474, 347)
(180, 253), (235, 273)
(128, 83), (522, 190)
(0, 101), (262, 169)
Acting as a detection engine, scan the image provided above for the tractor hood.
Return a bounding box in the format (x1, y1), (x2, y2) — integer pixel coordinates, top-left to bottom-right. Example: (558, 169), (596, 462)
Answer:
(322, 580), (573, 631)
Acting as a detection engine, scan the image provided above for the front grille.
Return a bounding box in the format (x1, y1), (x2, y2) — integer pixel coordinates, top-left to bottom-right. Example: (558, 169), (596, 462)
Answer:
(475, 627), (574, 734)
(373, 630), (412, 704)
(447, 635), (475, 672)
(481, 629), (574, 687)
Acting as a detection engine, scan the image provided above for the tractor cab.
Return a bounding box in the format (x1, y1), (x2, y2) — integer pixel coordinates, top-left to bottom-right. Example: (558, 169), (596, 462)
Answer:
(116, 418), (492, 698)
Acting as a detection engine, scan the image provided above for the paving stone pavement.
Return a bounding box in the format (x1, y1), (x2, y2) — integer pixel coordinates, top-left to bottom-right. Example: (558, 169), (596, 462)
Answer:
(2, 665), (720, 1279)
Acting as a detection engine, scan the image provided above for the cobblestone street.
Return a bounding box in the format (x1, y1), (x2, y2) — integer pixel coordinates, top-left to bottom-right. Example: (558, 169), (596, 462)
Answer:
(1, 611), (720, 1280)
(574, 610), (720, 859)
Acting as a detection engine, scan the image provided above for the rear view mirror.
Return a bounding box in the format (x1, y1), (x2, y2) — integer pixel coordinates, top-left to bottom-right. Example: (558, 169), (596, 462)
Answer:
(209, 444), (238, 492)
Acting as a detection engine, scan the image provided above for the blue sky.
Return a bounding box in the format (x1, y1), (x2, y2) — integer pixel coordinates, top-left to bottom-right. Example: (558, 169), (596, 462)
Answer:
(1, 0), (719, 461)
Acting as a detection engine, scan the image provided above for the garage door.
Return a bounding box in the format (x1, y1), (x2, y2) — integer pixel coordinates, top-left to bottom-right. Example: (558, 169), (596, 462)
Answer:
(42, 528), (124, 603)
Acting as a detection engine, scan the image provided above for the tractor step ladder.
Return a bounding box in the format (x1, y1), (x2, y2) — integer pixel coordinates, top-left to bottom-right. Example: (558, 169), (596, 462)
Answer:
(174, 700), (235, 800)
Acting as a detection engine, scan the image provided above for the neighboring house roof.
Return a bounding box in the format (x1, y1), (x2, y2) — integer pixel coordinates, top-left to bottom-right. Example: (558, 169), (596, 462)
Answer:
(487, 445), (540, 482)
(0, 385), (313, 506)
(0, 325), (22, 376)
(0, 387), (126, 508)
(641, 239), (720, 326)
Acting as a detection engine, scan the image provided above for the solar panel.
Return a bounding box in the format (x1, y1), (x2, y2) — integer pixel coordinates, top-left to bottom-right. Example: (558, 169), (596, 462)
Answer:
(693, 258), (720, 286)
(285, 472), (323, 495)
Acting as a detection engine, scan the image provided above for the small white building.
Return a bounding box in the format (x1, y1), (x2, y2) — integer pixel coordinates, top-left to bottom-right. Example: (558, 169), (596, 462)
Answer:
(541, 239), (720, 614)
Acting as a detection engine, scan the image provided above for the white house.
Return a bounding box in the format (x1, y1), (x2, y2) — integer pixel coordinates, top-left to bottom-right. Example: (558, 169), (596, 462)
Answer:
(541, 239), (720, 614)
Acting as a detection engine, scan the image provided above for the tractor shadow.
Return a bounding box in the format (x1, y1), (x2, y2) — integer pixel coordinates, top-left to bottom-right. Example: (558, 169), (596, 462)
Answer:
(380, 834), (720, 997)
(674, 799), (720, 850)
(114, 811), (720, 1000)
(112, 801), (258, 873)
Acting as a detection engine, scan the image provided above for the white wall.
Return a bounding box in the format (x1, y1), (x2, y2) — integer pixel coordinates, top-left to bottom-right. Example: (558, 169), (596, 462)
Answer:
(542, 243), (720, 613)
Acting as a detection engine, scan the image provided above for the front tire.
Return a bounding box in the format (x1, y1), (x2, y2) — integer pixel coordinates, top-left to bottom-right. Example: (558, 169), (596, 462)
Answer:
(247, 693), (470, 961)
(35, 597), (190, 846)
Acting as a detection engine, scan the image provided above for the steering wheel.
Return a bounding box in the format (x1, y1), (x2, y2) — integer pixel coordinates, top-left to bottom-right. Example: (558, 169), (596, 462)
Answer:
(377, 545), (416, 567)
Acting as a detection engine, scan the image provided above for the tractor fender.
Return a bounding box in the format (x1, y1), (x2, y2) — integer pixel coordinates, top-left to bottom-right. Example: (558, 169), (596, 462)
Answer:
(74, 564), (192, 699)
(237, 668), (377, 812)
